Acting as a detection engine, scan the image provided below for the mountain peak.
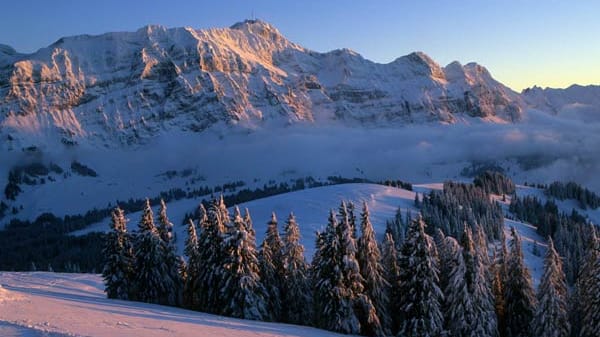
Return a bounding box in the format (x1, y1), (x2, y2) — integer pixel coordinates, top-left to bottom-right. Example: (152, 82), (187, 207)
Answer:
(230, 19), (285, 41)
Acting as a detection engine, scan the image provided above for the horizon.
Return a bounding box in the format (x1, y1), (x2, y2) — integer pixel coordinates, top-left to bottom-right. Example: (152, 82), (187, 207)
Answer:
(1, 0), (599, 91)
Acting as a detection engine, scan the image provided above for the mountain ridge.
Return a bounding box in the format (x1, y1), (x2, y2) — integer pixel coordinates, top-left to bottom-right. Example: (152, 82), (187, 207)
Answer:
(1, 19), (527, 150)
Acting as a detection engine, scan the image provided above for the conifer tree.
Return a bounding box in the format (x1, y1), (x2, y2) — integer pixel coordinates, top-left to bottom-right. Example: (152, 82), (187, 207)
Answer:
(219, 207), (268, 320)
(157, 200), (183, 306)
(281, 213), (312, 324)
(157, 199), (174, 243)
(357, 202), (390, 335)
(504, 227), (536, 337)
(313, 210), (360, 334)
(435, 229), (455, 294)
(258, 212), (284, 321)
(132, 199), (174, 305)
(183, 218), (201, 310)
(397, 216), (444, 337)
(196, 199), (226, 313)
(338, 202), (381, 337)
(462, 227), (498, 337)
(533, 238), (570, 337)
(576, 229), (600, 337)
(382, 232), (401, 335)
(444, 235), (475, 337)
(243, 208), (256, 241)
(348, 201), (358, 239)
(102, 207), (134, 300)
(493, 232), (509, 337)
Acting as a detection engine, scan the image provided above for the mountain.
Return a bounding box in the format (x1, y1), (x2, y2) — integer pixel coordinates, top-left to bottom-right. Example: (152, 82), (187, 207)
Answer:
(522, 84), (600, 121)
(0, 19), (524, 150)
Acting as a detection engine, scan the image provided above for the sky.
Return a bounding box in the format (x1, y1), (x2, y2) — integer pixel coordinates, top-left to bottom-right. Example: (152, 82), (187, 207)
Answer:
(0, 0), (598, 91)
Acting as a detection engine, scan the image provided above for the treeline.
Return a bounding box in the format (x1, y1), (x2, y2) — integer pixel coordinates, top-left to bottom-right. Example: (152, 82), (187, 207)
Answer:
(102, 197), (600, 337)
(0, 212), (104, 272)
(474, 170), (516, 196)
(0, 176), (396, 271)
(544, 181), (600, 210)
(419, 181), (504, 241)
(509, 195), (592, 283)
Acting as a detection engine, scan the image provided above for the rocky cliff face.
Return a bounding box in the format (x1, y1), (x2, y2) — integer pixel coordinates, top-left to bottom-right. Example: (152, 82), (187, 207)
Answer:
(0, 20), (525, 149)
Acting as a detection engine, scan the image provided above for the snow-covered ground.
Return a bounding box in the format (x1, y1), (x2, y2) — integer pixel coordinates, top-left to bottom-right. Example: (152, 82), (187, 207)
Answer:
(0, 272), (352, 337)
(75, 182), (545, 281)
(76, 183), (417, 258)
(0, 182), (551, 336)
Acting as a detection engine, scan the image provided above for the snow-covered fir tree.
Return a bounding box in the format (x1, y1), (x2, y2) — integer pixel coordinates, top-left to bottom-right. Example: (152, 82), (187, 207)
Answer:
(219, 207), (269, 320)
(575, 229), (600, 337)
(313, 210), (360, 334)
(382, 232), (401, 335)
(397, 216), (444, 337)
(157, 199), (174, 243)
(132, 199), (176, 305)
(504, 227), (536, 337)
(243, 208), (256, 242)
(281, 213), (312, 324)
(157, 200), (183, 306)
(183, 218), (201, 310)
(258, 212), (284, 321)
(461, 227), (498, 337)
(196, 199), (226, 313)
(435, 228), (455, 294)
(102, 207), (134, 300)
(338, 201), (382, 337)
(444, 235), (476, 337)
(357, 202), (390, 335)
(492, 231), (509, 337)
(348, 201), (358, 239)
(533, 238), (570, 337)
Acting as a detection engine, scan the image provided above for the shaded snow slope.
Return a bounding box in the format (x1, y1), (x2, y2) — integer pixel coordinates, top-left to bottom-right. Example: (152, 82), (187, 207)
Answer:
(0, 272), (353, 337)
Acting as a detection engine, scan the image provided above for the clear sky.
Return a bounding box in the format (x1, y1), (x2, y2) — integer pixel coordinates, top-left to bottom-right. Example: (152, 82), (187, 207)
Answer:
(0, 0), (598, 91)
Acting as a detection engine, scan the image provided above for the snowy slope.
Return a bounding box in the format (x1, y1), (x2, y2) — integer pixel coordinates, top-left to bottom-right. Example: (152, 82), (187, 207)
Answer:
(0, 272), (353, 337)
(75, 182), (544, 281)
(76, 183), (417, 258)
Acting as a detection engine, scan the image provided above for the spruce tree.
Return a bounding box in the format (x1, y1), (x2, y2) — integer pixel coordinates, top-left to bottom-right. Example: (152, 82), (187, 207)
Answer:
(382, 232), (401, 335)
(462, 227), (498, 337)
(397, 217), (444, 337)
(196, 199), (226, 313)
(338, 202), (381, 337)
(258, 212), (284, 321)
(504, 227), (536, 337)
(576, 229), (600, 337)
(102, 207), (133, 300)
(157, 199), (174, 243)
(533, 238), (570, 337)
(493, 231), (509, 337)
(313, 210), (360, 334)
(281, 213), (312, 324)
(157, 200), (183, 306)
(132, 199), (174, 305)
(444, 235), (475, 337)
(220, 207), (268, 320)
(357, 202), (390, 335)
(183, 218), (201, 310)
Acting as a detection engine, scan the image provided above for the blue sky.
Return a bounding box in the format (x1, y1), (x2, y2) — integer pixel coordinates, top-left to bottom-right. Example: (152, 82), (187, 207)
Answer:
(1, 0), (598, 91)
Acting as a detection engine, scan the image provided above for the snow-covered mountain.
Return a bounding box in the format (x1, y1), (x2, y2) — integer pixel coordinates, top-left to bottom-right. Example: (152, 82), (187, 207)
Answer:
(1, 19), (524, 150)
(522, 84), (600, 121)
